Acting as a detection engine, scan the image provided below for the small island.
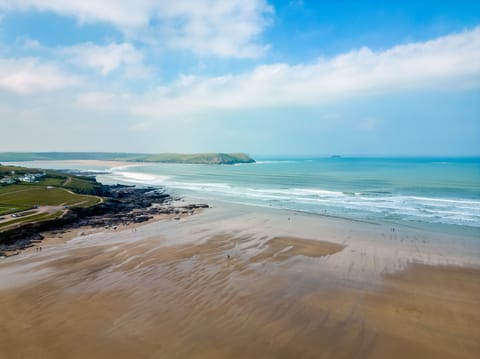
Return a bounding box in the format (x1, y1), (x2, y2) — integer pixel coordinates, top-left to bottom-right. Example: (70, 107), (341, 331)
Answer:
(0, 152), (256, 165)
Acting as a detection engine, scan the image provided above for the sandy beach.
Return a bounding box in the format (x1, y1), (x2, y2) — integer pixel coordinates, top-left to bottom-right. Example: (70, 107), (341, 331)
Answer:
(2, 1), (479, 357)
(48, 160), (144, 168)
(0, 201), (479, 358)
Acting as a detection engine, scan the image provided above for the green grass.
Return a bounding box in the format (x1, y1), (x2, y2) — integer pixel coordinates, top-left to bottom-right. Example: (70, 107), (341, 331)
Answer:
(35, 175), (99, 193)
(0, 165), (103, 232)
(0, 205), (27, 216)
(64, 176), (101, 193)
(0, 164), (40, 175)
(0, 211), (63, 229)
(1, 163), (102, 193)
(0, 184), (101, 231)
(72, 195), (102, 208)
(0, 167), (103, 209)
(0, 185), (101, 209)
(14, 210), (38, 217)
(38, 177), (65, 187)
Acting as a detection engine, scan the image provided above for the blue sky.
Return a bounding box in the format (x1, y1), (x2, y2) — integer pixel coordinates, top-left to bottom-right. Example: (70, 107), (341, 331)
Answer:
(0, 0), (479, 156)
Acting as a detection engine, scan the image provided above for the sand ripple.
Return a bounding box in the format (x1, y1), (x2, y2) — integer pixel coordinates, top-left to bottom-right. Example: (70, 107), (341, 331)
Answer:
(0, 230), (479, 358)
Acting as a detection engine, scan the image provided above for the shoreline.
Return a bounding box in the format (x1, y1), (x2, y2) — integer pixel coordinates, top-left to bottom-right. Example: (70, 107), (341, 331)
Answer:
(4, 159), (479, 233)
(3, 197), (479, 279)
(0, 181), (208, 256)
(22, 204), (205, 256)
(0, 198), (479, 357)
(3, 194), (479, 268)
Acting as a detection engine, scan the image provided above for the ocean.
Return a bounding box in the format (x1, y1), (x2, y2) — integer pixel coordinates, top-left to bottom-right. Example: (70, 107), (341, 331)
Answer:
(8, 157), (479, 230)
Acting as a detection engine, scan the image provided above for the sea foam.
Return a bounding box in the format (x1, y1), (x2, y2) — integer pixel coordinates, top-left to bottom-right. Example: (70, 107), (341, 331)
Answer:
(102, 159), (480, 228)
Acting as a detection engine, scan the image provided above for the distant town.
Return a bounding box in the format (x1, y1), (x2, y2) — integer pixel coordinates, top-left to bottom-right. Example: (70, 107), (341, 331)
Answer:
(0, 170), (46, 185)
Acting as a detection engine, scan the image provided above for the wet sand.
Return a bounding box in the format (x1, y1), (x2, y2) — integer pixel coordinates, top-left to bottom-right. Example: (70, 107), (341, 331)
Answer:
(0, 203), (479, 358)
(250, 236), (345, 263)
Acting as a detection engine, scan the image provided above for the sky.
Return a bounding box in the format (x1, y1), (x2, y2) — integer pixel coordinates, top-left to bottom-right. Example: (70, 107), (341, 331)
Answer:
(0, 0), (479, 156)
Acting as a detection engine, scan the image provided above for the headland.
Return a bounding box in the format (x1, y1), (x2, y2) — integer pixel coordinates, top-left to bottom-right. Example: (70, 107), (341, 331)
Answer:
(0, 152), (256, 165)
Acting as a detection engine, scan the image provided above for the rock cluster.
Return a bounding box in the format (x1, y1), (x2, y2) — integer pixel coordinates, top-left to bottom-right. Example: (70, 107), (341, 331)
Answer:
(0, 184), (209, 256)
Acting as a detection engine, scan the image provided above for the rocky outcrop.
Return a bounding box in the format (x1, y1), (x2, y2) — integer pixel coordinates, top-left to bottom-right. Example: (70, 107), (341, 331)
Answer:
(0, 184), (209, 255)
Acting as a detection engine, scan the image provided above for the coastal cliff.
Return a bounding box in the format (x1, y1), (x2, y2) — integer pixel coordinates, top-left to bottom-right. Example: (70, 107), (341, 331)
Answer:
(0, 164), (209, 254)
(0, 152), (256, 165)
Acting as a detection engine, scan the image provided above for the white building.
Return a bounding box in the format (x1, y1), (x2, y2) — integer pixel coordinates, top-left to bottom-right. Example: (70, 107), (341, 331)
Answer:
(17, 172), (45, 183)
(18, 174), (36, 183)
(0, 177), (16, 185)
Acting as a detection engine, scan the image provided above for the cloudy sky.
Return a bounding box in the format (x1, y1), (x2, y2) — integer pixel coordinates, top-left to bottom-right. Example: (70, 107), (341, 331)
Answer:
(0, 0), (479, 156)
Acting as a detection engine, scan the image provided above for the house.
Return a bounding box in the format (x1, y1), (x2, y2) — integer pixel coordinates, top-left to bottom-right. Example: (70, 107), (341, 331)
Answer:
(18, 174), (36, 183)
(0, 177), (16, 185)
(17, 172), (45, 183)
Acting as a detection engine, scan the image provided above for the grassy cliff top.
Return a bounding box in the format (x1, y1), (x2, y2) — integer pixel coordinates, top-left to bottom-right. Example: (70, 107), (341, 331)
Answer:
(0, 152), (255, 165)
(115, 153), (255, 164)
(0, 164), (102, 231)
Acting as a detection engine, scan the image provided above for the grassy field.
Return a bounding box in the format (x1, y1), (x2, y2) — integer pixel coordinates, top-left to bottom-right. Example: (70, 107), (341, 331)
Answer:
(0, 205), (21, 216)
(1, 164), (101, 193)
(0, 185), (100, 208)
(0, 185), (101, 231)
(62, 176), (101, 193)
(36, 170), (101, 193)
(0, 165), (103, 231)
(0, 211), (64, 230)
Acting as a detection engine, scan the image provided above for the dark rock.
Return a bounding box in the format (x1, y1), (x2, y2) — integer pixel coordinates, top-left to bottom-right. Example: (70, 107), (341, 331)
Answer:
(0, 181), (210, 253)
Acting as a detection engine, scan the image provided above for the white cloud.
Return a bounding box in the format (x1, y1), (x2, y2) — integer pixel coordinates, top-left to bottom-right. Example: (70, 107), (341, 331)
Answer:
(61, 42), (145, 75)
(113, 27), (480, 118)
(0, 57), (80, 94)
(0, 0), (151, 28)
(3, 26), (479, 122)
(21, 38), (42, 49)
(157, 0), (272, 58)
(0, 0), (272, 58)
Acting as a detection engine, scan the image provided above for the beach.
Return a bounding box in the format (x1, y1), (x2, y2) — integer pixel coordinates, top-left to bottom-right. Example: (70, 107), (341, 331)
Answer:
(1, 201), (479, 358)
(2, 2), (479, 357)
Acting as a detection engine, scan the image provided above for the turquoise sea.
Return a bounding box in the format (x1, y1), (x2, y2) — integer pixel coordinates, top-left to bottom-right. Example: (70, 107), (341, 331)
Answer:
(10, 158), (480, 231)
(7, 158), (480, 230)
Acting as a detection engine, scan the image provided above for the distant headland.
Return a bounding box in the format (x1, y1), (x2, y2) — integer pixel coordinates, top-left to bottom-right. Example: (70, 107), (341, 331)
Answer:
(0, 152), (256, 165)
